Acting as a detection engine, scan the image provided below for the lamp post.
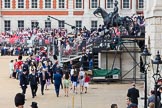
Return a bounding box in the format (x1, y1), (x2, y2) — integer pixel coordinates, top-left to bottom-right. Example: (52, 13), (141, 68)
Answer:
(141, 45), (151, 108)
(152, 51), (162, 108)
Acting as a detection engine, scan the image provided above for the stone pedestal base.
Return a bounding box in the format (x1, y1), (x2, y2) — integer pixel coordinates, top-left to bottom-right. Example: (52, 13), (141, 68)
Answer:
(145, 0), (162, 91)
(145, 17), (162, 55)
(145, 16), (162, 92)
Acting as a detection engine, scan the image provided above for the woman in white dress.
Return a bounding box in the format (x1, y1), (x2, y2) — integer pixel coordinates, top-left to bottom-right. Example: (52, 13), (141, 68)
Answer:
(9, 60), (14, 78)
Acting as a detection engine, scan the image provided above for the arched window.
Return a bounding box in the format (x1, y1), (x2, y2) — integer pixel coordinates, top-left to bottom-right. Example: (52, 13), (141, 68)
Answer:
(107, 0), (114, 8)
(75, 0), (82, 9)
(122, 0), (130, 9)
(18, 0), (24, 8)
(4, 20), (11, 31)
(58, 0), (65, 8)
(4, 0), (11, 8)
(91, 0), (98, 9)
(31, 0), (38, 8)
(138, 0), (144, 9)
(45, 0), (51, 8)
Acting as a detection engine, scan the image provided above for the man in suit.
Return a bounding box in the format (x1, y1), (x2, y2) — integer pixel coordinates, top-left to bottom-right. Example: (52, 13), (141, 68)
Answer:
(20, 71), (28, 95)
(53, 70), (62, 97)
(22, 61), (29, 75)
(28, 68), (39, 98)
(39, 68), (49, 95)
(127, 83), (139, 105)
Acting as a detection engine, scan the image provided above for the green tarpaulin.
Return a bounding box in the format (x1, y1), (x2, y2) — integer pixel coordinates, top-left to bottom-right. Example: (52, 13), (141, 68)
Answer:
(92, 68), (120, 77)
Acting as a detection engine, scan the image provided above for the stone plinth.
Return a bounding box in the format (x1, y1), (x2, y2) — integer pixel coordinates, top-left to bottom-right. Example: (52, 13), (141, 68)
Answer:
(99, 44), (141, 79)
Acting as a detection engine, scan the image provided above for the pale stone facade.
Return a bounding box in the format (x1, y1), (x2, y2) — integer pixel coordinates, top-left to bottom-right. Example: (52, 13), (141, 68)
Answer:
(144, 0), (162, 91)
(0, 0), (143, 32)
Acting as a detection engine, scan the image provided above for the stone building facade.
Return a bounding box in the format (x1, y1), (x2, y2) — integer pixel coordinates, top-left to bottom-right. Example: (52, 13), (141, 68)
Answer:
(0, 0), (144, 32)
(144, 0), (162, 90)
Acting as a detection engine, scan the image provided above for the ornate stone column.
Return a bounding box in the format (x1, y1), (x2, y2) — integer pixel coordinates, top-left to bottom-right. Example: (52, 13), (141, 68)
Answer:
(144, 0), (162, 91)
(145, 0), (162, 56)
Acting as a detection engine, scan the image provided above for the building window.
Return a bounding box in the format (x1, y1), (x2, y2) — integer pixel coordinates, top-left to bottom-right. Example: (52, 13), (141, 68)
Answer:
(123, 0), (129, 9)
(31, 21), (39, 29)
(75, 0), (82, 8)
(138, 0), (144, 9)
(91, 21), (97, 30)
(76, 21), (82, 29)
(91, 0), (98, 8)
(4, 20), (11, 31)
(18, 0), (24, 8)
(58, 0), (65, 8)
(18, 20), (24, 30)
(45, 0), (51, 8)
(45, 21), (51, 28)
(58, 20), (65, 29)
(107, 0), (113, 8)
(4, 0), (10, 8)
(31, 0), (38, 8)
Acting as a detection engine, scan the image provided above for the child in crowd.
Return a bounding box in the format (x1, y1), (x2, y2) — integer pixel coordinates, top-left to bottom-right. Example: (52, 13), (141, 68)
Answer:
(9, 60), (14, 78)
(84, 73), (90, 93)
(63, 72), (70, 97)
(71, 71), (78, 94)
(79, 68), (85, 94)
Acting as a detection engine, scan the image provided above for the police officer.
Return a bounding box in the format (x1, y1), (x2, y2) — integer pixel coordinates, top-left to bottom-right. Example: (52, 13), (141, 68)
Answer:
(28, 68), (39, 98)
(20, 71), (28, 95)
(53, 70), (62, 97)
(39, 68), (49, 95)
(22, 61), (29, 75)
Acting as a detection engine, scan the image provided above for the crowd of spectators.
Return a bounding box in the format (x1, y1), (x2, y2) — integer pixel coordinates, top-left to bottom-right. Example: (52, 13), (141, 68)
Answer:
(131, 13), (145, 36)
(0, 13), (146, 57)
(4, 13), (146, 108)
(0, 27), (97, 57)
(10, 51), (91, 108)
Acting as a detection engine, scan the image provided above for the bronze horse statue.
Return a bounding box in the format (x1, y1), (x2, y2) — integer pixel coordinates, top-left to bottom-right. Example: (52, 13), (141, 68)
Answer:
(93, 6), (145, 51)
(93, 7), (135, 36)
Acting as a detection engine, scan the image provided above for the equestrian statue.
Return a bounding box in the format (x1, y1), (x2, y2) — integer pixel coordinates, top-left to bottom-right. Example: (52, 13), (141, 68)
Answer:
(93, 0), (135, 36)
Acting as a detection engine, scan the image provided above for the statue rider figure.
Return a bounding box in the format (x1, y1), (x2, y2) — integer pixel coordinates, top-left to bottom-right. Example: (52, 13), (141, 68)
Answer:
(111, 0), (119, 26)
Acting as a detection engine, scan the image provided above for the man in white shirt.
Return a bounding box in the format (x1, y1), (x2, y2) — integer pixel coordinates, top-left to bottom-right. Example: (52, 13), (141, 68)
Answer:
(79, 67), (85, 94)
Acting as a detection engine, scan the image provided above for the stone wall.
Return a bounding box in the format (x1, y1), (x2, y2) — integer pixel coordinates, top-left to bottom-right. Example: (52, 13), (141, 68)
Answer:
(145, 17), (162, 54)
(145, 17), (162, 91)
(0, 0), (142, 32)
(144, 0), (162, 92)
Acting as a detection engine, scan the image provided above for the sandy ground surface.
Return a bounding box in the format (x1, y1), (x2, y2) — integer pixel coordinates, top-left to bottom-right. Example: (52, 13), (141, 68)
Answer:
(0, 56), (144, 108)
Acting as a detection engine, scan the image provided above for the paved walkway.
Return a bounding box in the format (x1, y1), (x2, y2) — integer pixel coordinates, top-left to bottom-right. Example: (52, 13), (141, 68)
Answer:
(0, 56), (145, 108)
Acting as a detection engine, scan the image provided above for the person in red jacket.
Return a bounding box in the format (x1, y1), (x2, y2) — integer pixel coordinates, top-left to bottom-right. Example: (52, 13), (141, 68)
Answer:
(16, 55), (23, 80)
(84, 73), (90, 93)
